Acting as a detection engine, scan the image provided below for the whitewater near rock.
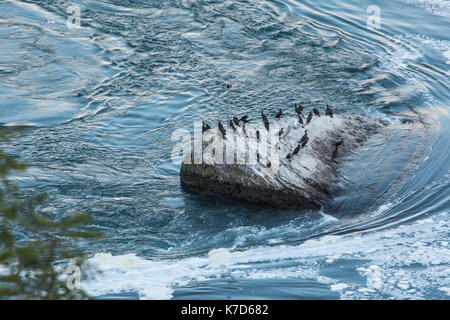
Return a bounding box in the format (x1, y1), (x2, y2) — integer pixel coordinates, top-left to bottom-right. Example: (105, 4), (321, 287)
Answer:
(180, 114), (384, 209)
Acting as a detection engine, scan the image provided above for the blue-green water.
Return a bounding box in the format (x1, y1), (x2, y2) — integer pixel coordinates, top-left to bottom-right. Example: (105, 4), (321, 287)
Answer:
(0, 0), (449, 299)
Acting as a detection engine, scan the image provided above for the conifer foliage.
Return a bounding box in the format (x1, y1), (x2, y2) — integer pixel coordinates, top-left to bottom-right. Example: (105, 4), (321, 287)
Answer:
(0, 126), (102, 299)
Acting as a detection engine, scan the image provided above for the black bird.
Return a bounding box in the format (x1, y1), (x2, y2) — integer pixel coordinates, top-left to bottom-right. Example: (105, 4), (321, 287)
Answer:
(332, 146), (339, 161)
(229, 119), (236, 131)
(293, 144), (301, 155)
(278, 128), (284, 136)
(294, 103), (303, 117)
(302, 137), (309, 148)
(275, 109), (283, 119)
(286, 153), (292, 160)
(242, 123), (247, 135)
(326, 105), (333, 118)
(202, 121), (211, 133)
(256, 152), (260, 163)
(298, 104), (304, 114)
(298, 114), (304, 125)
(300, 130), (308, 143)
(218, 121), (226, 138)
(233, 116), (240, 127)
(331, 139), (344, 160)
(300, 130), (309, 147)
(306, 111), (313, 124)
(267, 162), (271, 168)
(256, 130), (260, 141)
(313, 108), (320, 117)
(261, 111), (270, 131)
(261, 110), (268, 123)
(240, 115), (249, 124)
(332, 139), (344, 160)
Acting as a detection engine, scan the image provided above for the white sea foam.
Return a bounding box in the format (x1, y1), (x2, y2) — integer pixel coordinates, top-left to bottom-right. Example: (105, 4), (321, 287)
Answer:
(331, 283), (349, 291)
(398, 34), (450, 65)
(400, 0), (450, 17)
(83, 209), (450, 299)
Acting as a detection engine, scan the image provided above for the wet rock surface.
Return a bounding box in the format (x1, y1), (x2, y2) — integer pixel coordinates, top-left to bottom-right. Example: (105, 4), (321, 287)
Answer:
(180, 115), (384, 209)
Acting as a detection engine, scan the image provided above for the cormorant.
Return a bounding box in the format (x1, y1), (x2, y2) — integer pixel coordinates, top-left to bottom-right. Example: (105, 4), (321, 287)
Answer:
(332, 138), (344, 160)
(326, 105), (333, 118)
(202, 121), (211, 133)
(300, 130), (308, 143)
(293, 144), (301, 155)
(294, 103), (303, 117)
(267, 161), (271, 168)
(298, 104), (304, 114)
(233, 116), (240, 127)
(257, 152), (260, 163)
(332, 146), (339, 161)
(261, 111), (270, 131)
(286, 153), (292, 160)
(302, 137), (309, 148)
(306, 111), (313, 124)
(278, 128), (284, 136)
(256, 130), (260, 141)
(229, 119), (236, 131)
(275, 109), (283, 119)
(300, 130), (309, 147)
(313, 108), (320, 117)
(240, 115), (249, 124)
(218, 121), (226, 138)
(298, 114), (304, 125)
(261, 110), (268, 123)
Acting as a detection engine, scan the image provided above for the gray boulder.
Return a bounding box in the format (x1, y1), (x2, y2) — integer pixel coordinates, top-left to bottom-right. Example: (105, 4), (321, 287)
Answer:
(180, 114), (383, 209)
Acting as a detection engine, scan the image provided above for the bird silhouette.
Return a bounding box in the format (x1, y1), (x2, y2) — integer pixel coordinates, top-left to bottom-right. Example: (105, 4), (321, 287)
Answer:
(261, 110), (268, 123)
(218, 121), (226, 138)
(332, 146), (339, 160)
(293, 144), (301, 155)
(261, 111), (270, 131)
(202, 121), (211, 133)
(275, 109), (283, 119)
(326, 105), (333, 118)
(298, 104), (304, 114)
(240, 115), (249, 124)
(229, 119), (236, 131)
(300, 130), (309, 147)
(313, 108), (320, 117)
(306, 111), (313, 124)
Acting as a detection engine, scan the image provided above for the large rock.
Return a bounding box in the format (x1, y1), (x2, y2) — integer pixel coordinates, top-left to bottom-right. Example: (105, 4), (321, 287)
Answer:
(180, 114), (383, 209)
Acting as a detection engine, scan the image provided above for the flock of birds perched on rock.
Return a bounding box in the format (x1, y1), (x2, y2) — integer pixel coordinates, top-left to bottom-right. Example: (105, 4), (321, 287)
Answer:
(201, 104), (343, 162)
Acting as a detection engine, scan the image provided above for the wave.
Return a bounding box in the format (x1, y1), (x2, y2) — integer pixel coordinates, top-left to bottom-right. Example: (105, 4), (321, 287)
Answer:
(83, 209), (449, 299)
(400, 0), (450, 17)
